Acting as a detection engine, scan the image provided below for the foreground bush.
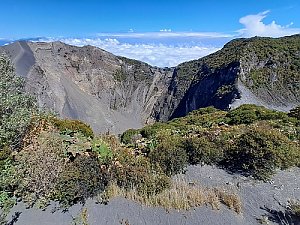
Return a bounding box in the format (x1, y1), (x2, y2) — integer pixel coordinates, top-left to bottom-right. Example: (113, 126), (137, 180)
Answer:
(149, 131), (188, 176)
(222, 126), (300, 180)
(184, 136), (224, 165)
(15, 130), (66, 206)
(0, 55), (36, 149)
(54, 153), (107, 206)
(108, 147), (170, 196)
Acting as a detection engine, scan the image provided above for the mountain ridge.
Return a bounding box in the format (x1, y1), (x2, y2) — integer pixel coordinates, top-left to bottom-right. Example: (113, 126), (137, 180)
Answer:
(0, 35), (299, 133)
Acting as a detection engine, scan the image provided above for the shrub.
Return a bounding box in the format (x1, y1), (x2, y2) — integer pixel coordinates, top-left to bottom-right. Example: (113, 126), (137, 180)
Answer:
(15, 130), (66, 206)
(109, 148), (170, 195)
(289, 200), (300, 219)
(148, 131), (188, 176)
(0, 146), (12, 170)
(50, 117), (94, 138)
(188, 106), (220, 116)
(120, 129), (139, 144)
(0, 158), (17, 221)
(222, 126), (300, 180)
(227, 104), (287, 125)
(288, 106), (300, 120)
(54, 153), (107, 206)
(184, 136), (224, 165)
(140, 125), (159, 138)
(0, 55), (36, 149)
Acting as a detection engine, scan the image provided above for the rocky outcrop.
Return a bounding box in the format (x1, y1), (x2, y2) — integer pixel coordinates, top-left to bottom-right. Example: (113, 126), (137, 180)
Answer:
(0, 41), (173, 133)
(163, 35), (300, 118)
(1, 35), (299, 133)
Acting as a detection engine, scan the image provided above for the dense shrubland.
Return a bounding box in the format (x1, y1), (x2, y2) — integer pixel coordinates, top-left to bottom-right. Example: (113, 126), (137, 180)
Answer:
(122, 104), (300, 180)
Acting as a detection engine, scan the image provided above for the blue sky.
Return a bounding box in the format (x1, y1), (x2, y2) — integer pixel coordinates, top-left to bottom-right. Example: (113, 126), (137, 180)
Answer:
(1, 0), (300, 66)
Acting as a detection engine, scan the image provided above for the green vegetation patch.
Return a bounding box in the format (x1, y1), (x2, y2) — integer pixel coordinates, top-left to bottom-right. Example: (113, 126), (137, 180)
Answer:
(50, 117), (94, 138)
(0, 56), (170, 217)
(121, 104), (300, 181)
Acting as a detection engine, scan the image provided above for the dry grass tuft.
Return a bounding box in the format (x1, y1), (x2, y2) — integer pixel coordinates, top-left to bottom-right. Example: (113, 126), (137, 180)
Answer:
(215, 189), (242, 214)
(104, 179), (242, 213)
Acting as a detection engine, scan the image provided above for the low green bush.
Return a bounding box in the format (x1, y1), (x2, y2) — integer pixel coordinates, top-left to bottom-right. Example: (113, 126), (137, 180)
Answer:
(0, 146), (12, 170)
(50, 117), (94, 138)
(109, 148), (171, 195)
(290, 201), (300, 218)
(184, 136), (224, 165)
(140, 124), (162, 138)
(222, 126), (300, 180)
(226, 104), (288, 125)
(148, 131), (188, 176)
(0, 158), (17, 221)
(54, 153), (107, 206)
(120, 128), (139, 144)
(288, 106), (300, 120)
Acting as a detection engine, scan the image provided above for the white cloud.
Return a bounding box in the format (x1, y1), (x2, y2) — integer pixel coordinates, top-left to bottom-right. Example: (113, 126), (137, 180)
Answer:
(96, 31), (233, 38)
(238, 10), (300, 37)
(160, 29), (172, 32)
(39, 37), (220, 67)
(37, 31), (229, 67)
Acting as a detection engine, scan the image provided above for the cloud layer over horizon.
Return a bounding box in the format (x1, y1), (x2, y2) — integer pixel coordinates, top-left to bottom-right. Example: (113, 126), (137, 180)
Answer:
(3, 11), (300, 67)
(40, 36), (225, 67)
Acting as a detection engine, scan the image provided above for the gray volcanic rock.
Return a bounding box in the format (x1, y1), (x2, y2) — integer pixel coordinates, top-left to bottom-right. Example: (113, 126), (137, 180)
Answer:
(1, 41), (174, 133)
(167, 35), (300, 119)
(1, 35), (299, 133)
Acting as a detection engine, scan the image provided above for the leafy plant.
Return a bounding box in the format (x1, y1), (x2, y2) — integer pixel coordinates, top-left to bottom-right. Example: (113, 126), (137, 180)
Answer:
(92, 138), (113, 164)
(0, 55), (36, 149)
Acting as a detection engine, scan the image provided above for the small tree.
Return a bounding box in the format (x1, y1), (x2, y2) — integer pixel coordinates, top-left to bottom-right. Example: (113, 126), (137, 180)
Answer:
(0, 55), (36, 149)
